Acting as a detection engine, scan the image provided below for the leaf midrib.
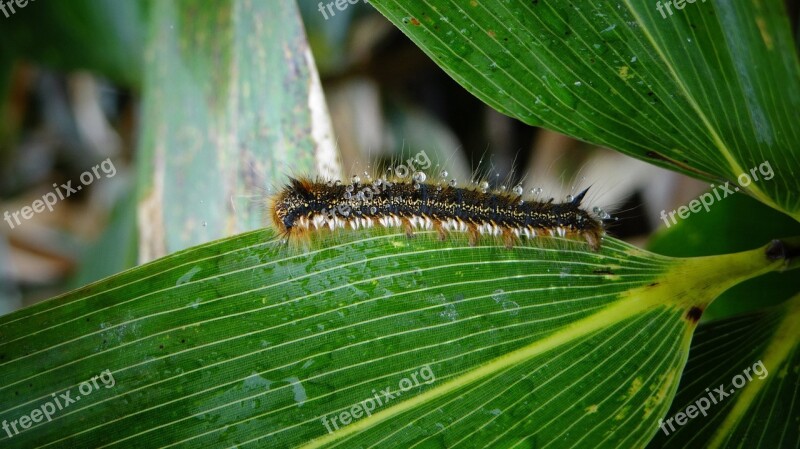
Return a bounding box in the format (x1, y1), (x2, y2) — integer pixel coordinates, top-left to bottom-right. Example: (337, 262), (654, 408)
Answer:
(297, 286), (662, 449)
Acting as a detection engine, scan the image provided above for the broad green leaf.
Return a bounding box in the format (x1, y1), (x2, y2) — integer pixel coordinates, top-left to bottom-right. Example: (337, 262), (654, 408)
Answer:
(137, 0), (340, 260)
(648, 293), (800, 448)
(648, 192), (800, 322)
(0, 230), (793, 447)
(368, 0), (800, 220)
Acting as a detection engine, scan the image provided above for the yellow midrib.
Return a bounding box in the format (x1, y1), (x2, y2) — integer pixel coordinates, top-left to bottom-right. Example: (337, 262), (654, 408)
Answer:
(299, 288), (660, 449)
(300, 243), (783, 448)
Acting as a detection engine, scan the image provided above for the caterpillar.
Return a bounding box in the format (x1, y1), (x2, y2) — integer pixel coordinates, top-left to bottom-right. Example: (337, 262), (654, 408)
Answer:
(270, 174), (606, 251)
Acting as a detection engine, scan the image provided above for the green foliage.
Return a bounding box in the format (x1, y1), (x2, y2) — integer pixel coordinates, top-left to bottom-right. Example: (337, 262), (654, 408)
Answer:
(648, 295), (800, 448)
(0, 0), (798, 448)
(0, 231), (792, 447)
(648, 193), (800, 321)
(368, 0), (800, 220)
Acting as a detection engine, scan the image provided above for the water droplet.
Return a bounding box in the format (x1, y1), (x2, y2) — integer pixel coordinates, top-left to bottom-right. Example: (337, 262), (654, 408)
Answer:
(373, 179), (382, 187)
(479, 181), (489, 192)
(345, 185), (354, 193)
(440, 170), (449, 178)
(513, 185), (524, 195)
(326, 181), (333, 187)
(343, 192), (352, 199)
(500, 185), (507, 191)
(413, 171), (427, 183)
(414, 183), (421, 189)
(352, 175), (361, 184)
(202, 221), (207, 227)
(566, 194), (574, 202)
(449, 179), (457, 187)
(370, 206), (377, 214)
(334, 180), (341, 186)
(592, 206), (600, 213)
(436, 185), (442, 191)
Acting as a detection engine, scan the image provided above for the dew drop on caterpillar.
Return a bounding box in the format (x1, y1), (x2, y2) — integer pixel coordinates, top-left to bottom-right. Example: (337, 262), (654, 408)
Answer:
(269, 175), (606, 251)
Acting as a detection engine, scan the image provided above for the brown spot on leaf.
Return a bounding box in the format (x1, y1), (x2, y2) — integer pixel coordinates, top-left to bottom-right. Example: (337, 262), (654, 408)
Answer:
(685, 307), (703, 323)
(410, 17), (420, 26)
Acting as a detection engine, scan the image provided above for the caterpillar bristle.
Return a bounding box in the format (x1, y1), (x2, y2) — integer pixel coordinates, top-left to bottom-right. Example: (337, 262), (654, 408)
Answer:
(269, 175), (606, 251)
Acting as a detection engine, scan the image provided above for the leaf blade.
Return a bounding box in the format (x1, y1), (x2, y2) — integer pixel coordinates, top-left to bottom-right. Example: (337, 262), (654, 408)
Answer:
(0, 231), (789, 447)
(648, 294), (800, 448)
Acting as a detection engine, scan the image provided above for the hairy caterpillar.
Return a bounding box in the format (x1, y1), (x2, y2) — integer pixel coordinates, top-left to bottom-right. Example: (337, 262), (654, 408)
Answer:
(269, 174), (606, 251)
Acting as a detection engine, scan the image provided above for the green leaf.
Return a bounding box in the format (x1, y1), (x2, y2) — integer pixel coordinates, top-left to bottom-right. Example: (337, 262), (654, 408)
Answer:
(0, 231), (792, 447)
(136, 0), (340, 259)
(648, 192), (800, 322)
(367, 0), (800, 220)
(648, 293), (800, 448)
